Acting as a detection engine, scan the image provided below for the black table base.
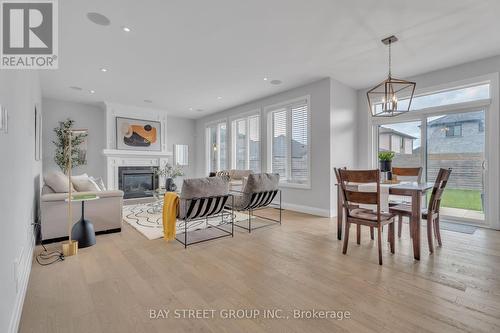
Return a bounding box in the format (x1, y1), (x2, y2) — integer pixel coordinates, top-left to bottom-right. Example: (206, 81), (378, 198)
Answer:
(71, 200), (96, 248)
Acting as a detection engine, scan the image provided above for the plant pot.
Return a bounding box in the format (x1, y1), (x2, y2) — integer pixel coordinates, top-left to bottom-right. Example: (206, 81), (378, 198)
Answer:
(165, 177), (177, 192)
(379, 160), (392, 173)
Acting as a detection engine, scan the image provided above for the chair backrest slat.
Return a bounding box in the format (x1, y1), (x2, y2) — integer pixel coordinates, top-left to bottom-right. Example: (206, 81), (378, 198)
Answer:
(345, 190), (378, 205)
(392, 167), (423, 183)
(338, 169), (379, 183)
(428, 168), (452, 214)
(185, 195), (230, 221)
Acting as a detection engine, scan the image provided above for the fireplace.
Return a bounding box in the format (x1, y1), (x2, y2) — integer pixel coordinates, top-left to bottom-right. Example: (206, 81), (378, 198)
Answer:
(118, 166), (159, 199)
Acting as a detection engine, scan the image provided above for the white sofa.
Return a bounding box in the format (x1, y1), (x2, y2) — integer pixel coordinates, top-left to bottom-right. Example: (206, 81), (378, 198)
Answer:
(40, 185), (124, 241)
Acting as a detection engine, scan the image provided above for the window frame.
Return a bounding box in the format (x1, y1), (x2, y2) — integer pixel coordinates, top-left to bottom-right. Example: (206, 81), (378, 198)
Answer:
(205, 119), (228, 174)
(230, 111), (261, 172)
(265, 95), (311, 189)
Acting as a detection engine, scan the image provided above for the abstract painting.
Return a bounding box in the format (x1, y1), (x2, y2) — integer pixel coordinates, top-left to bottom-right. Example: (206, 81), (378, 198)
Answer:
(116, 117), (161, 151)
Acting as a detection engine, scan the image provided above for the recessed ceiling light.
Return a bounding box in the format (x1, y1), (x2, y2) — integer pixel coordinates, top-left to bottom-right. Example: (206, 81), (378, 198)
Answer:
(270, 80), (282, 85)
(69, 86), (82, 91)
(89, 90), (96, 94)
(100, 68), (108, 72)
(263, 77), (268, 81)
(189, 107), (193, 111)
(122, 26), (131, 32)
(144, 99), (153, 103)
(86, 12), (111, 26)
(217, 96), (223, 100)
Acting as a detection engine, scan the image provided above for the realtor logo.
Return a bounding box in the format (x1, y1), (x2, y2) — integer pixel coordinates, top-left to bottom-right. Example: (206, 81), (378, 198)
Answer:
(1, 0), (58, 69)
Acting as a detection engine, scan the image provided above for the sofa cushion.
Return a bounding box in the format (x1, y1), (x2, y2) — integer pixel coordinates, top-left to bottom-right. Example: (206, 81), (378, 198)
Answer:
(72, 173), (101, 192)
(90, 176), (106, 191)
(44, 171), (75, 193)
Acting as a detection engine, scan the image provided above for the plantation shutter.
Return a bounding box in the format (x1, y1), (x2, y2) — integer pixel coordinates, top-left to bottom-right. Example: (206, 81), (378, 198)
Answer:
(290, 103), (309, 184)
(272, 109), (288, 180)
(248, 115), (260, 172)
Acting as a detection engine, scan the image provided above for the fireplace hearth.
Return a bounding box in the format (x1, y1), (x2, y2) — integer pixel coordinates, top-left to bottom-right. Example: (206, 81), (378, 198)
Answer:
(118, 166), (159, 199)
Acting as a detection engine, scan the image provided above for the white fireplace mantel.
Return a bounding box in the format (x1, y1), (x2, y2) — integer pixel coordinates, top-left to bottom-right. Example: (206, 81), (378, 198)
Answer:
(103, 149), (172, 158)
(103, 149), (173, 190)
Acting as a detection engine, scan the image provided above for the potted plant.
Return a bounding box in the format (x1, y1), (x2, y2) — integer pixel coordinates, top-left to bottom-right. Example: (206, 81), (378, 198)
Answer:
(378, 151), (395, 173)
(155, 163), (185, 191)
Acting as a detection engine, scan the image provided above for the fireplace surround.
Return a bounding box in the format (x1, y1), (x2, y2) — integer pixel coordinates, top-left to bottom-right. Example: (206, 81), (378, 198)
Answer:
(118, 166), (159, 199)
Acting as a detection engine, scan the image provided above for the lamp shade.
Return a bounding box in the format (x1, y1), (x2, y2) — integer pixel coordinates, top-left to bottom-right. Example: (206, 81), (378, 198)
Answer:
(367, 76), (416, 117)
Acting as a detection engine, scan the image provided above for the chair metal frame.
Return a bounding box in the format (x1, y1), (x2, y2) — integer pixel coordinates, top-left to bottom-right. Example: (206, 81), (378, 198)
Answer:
(230, 189), (282, 233)
(176, 194), (234, 248)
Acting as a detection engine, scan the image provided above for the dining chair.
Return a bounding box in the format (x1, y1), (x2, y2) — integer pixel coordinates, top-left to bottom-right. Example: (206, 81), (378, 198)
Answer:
(336, 168), (396, 265)
(389, 168), (452, 253)
(389, 167), (423, 237)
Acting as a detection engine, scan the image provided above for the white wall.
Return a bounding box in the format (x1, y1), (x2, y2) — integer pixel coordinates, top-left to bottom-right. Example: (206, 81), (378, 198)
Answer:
(0, 71), (41, 333)
(330, 79), (358, 216)
(42, 98), (106, 181)
(167, 115), (196, 179)
(195, 78), (358, 217)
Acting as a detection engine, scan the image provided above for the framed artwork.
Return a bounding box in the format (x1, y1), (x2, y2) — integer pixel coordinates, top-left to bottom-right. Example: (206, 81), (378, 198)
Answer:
(35, 105), (42, 160)
(116, 117), (161, 151)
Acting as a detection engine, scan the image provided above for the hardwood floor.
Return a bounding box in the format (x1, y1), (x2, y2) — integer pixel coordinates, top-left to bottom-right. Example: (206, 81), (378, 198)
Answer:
(20, 209), (500, 333)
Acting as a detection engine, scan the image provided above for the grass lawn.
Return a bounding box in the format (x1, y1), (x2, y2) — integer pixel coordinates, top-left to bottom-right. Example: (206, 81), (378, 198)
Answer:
(429, 189), (483, 211)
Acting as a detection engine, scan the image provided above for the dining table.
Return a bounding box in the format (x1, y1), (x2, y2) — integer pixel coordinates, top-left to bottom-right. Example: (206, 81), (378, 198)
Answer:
(336, 181), (434, 260)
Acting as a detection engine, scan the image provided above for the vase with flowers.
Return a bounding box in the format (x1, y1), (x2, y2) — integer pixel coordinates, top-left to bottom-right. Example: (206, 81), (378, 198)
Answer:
(155, 163), (185, 191)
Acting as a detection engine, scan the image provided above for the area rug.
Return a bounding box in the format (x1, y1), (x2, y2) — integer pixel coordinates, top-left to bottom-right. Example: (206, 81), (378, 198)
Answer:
(123, 203), (251, 240)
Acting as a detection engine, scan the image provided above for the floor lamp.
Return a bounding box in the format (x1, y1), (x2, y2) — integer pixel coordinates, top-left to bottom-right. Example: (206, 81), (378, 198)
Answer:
(61, 128), (87, 257)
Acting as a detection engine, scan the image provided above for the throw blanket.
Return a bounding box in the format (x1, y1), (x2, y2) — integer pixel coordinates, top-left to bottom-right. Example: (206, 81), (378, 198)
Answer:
(162, 192), (179, 241)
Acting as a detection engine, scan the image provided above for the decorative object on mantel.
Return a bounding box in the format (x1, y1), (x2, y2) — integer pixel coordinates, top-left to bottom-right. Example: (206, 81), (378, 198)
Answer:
(174, 144), (189, 166)
(155, 163), (184, 191)
(378, 151), (395, 182)
(116, 116), (161, 151)
(53, 119), (88, 173)
(0, 105), (7, 133)
(61, 128), (89, 257)
(367, 35), (416, 117)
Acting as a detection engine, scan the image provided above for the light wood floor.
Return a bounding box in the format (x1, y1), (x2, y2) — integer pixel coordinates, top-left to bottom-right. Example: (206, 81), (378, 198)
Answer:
(20, 209), (500, 333)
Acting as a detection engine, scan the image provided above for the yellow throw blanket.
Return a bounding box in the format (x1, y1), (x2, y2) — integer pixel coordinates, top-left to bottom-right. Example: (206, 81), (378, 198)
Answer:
(162, 192), (179, 241)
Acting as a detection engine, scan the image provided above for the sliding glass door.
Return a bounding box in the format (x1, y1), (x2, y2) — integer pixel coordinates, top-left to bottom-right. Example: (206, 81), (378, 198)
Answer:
(378, 121), (422, 168)
(426, 110), (485, 222)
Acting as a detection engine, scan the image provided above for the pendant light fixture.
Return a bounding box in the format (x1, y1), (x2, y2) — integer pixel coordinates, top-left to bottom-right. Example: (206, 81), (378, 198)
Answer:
(367, 35), (416, 117)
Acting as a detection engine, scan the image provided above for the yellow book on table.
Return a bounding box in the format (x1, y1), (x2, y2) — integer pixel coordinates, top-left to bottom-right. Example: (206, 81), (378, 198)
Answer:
(162, 192), (179, 241)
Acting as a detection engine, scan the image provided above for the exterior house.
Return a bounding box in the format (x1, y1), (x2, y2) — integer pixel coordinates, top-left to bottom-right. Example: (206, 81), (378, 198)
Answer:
(379, 127), (416, 154)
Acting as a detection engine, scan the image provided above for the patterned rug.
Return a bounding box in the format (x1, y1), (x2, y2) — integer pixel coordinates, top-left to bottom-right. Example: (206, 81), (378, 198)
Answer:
(123, 203), (251, 240)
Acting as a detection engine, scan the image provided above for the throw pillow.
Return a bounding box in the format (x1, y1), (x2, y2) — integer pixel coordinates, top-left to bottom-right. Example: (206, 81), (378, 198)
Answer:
(90, 176), (106, 191)
(72, 173), (100, 192)
(44, 171), (75, 193)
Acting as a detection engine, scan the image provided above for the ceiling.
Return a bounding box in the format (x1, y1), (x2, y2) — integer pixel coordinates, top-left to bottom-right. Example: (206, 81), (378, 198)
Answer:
(40, 0), (500, 118)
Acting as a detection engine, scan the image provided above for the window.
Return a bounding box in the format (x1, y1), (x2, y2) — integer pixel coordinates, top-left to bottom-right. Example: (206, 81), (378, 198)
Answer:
(268, 98), (310, 187)
(378, 121), (421, 167)
(445, 124), (462, 137)
(206, 121), (227, 173)
(397, 83), (490, 111)
(231, 114), (260, 172)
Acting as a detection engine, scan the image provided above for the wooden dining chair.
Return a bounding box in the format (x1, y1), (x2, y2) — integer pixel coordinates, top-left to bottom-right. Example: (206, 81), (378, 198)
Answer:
(336, 168), (396, 265)
(389, 167), (423, 236)
(389, 168), (452, 253)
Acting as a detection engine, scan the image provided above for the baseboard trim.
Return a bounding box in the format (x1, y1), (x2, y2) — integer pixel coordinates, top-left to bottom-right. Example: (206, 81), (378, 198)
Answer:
(42, 228), (122, 244)
(281, 202), (330, 217)
(9, 238), (34, 333)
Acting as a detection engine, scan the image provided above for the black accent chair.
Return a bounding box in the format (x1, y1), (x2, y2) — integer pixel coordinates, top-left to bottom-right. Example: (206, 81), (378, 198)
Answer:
(226, 173), (282, 233)
(176, 177), (234, 248)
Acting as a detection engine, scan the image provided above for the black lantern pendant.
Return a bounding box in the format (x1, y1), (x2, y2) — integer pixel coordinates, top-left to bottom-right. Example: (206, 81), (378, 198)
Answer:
(367, 35), (416, 117)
